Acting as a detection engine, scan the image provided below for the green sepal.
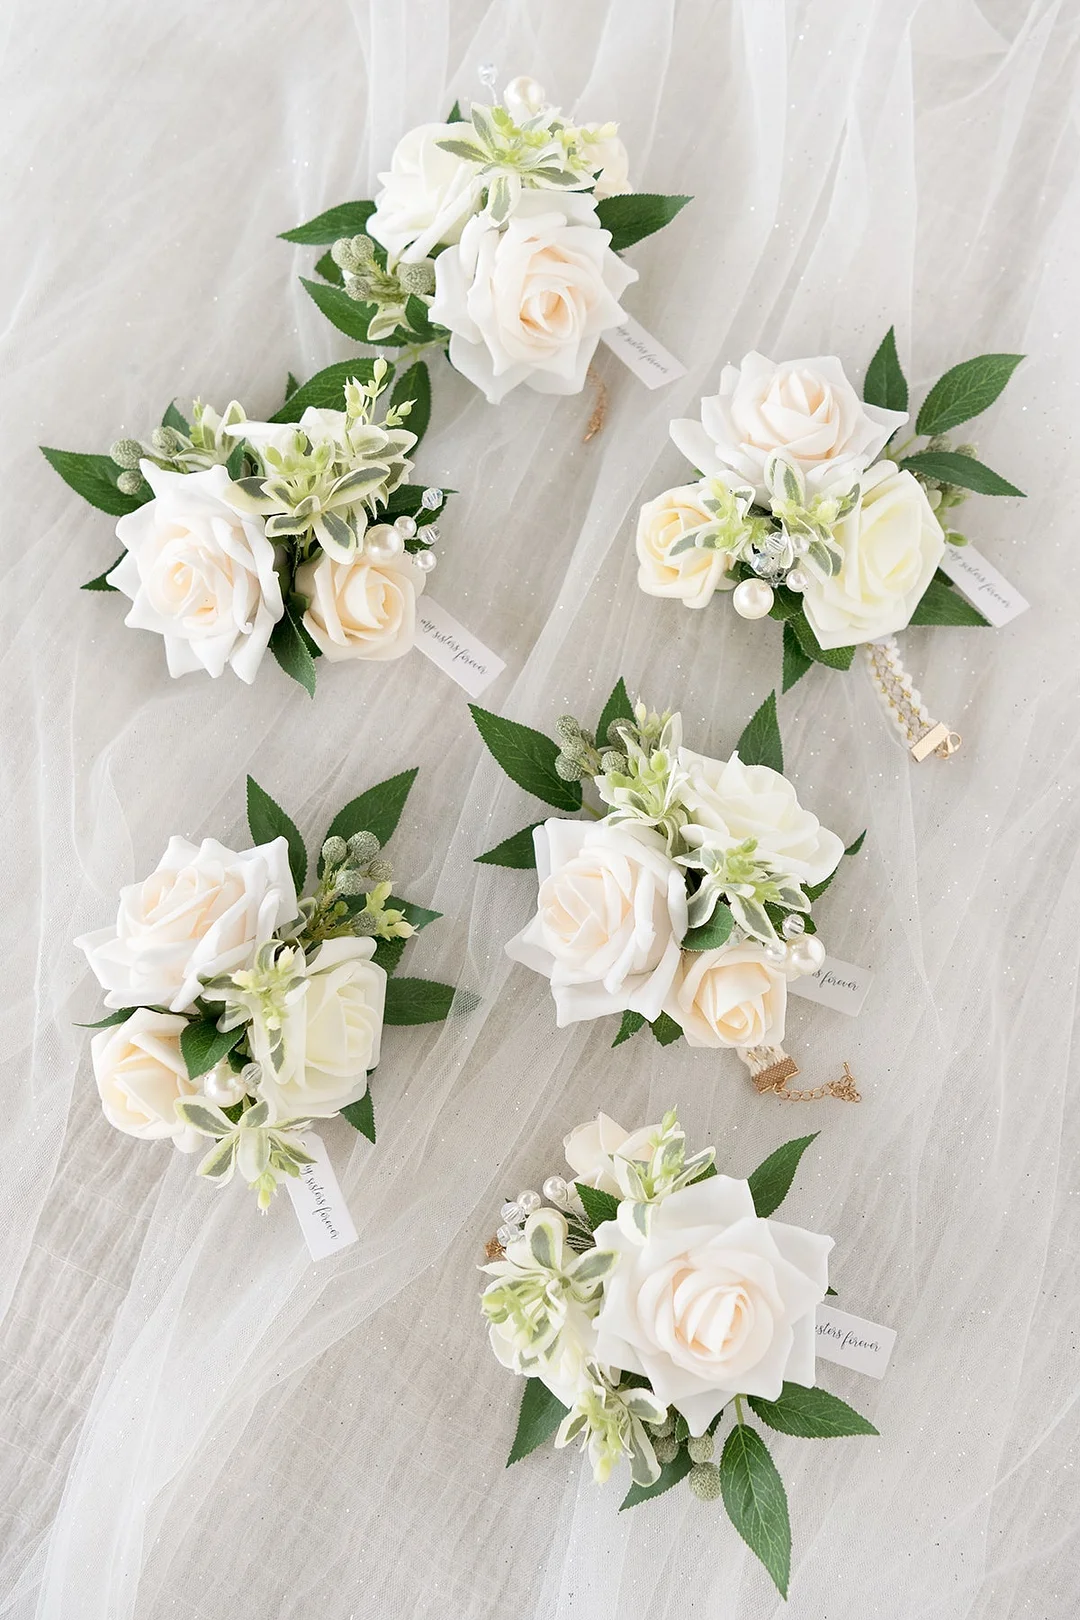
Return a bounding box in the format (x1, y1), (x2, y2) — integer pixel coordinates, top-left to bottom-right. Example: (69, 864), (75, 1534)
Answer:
(469, 704), (582, 812)
(447, 100), (464, 123)
(341, 1088), (376, 1142)
(280, 200), (375, 244)
(747, 1133), (818, 1218)
(475, 824), (541, 868)
(507, 1377), (568, 1466)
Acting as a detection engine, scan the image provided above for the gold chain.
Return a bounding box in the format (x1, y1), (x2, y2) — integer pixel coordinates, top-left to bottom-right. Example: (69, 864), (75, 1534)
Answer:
(741, 1046), (862, 1103)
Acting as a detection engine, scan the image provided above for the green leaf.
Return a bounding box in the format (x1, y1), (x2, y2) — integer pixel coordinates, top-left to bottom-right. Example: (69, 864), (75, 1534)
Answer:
(719, 1423), (791, 1599)
(475, 824), (540, 868)
(650, 1011), (683, 1046)
(507, 1377), (568, 1466)
(863, 327), (908, 413)
(469, 704), (582, 812)
(280, 200), (375, 244)
(748, 1382), (878, 1439)
(246, 776), (307, 892)
(371, 936), (407, 976)
(323, 768), (418, 851)
(899, 450), (1024, 498)
(269, 601), (318, 697)
(682, 905), (735, 952)
(447, 99), (464, 123)
(404, 294), (439, 342)
(612, 1008), (647, 1047)
(596, 676), (633, 749)
(747, 1133), (818, 1218)
(390, 360), (431, 444)
(916, 353), (1024, 437)
(313, 249), (344, 286)
(75, 1007), (137, 1029)
(781, 620), (814, 692)
(161, 401), (189, 433)
(300, 276), (376, 341)
(180, 1018), (244, 1081)
(909, 574), (990, 627)
(392, 897), (440, 931)
(620, 1447), (693, 1509)
(341, 1088), (376, 1142)
(382, 977), (456, 1025)
(41, 447), (145, 517)
(595, 193), (692, 253)
(81, 553), (126, 592)
(574, 1182), (620, 1230)
(736, 691), (783, 773)
(269, 358), (381, 424)
(789, 611), (857, 671)
(284, 372), (300, 399)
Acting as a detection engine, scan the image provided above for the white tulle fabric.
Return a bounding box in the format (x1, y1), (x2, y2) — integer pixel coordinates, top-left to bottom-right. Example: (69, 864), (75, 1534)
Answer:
(1, 3), (1078, 1617)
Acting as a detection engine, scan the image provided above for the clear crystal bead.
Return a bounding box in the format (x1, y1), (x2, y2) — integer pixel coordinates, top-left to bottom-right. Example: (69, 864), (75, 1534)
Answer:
(500, 1200), (523, 1225)
(782, 913), (806, 939)
(496, 1225), (518, 1248)
(421, 487), (444, 511)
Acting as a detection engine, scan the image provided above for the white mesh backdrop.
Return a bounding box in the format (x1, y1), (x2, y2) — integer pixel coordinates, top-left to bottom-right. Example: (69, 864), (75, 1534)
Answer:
(1, 1), (1078, 1615)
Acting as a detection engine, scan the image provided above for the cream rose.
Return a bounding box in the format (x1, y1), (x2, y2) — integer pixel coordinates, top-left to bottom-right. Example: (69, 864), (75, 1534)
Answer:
(90, 1009), (206, 1150)
(564, 1113), (663, 1198)
(635, 482), (737, 609)
(504, 820), (687, 1025)
(367, 122), (483, 264)
(75, 835), (297, 1013)
(294, 546), (425, 662)
(665, 941), (788, 1049)
(430, 191), (638, 403)
(800, 459), (947, 649)
(109, 463), (283, 683)
(670, 352), (907, 500)
(251, 938), (386, 1119)
(594, 1174), (832, 1433)
(581, 124), (632, 199)
(679, 749), (843, 885)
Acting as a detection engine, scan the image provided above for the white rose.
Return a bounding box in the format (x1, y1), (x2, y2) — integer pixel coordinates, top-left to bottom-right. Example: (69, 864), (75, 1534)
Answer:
(505, 820), (688, 1025)
(635, 482), (735, 609)
(580, 124), (632, 199)
(679, 749), (843, 885)
(90, 1008), (207, 1150)
(670, 352), (907, 500)
(594, 1175), (832, 1433)
(109, 463), (283, 683)
(800, 460), (946, 649)
(75, 835), (297, 1013)
(564, 1112), (663, 1197)
(665, 942), (789, 1049)
(367, 122), (484, 264)
(429, 191), (638, 404)
(294, 546), (424, 662)
(253, 938), (386, 1119)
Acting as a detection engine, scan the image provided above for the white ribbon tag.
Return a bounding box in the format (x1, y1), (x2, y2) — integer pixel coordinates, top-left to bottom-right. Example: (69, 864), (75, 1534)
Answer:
(937, 543), (1029, 626)
(815, 1304), (896, 1378)
(600, 316), (687, 389)
(788, 955), (873, 1017)
(414, 595), (506, 697)
(285, 1133), (358, 1261)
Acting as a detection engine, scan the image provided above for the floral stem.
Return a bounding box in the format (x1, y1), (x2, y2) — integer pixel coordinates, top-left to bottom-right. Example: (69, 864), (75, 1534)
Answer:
(734, 1393), (746, 1426)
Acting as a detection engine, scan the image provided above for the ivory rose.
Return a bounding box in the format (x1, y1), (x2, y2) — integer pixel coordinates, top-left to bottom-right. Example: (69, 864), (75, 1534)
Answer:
(109, 463), (283, 683)
(251, 938), (386, 1119)
(564, 1113), (663, 1198)
(367, 123), (483, 264)
(75, 835), (296, 1013)
(665, 941), (788, 1049)
(635, 483), (734, 608)
(670, 351), (907, 500)
(594, 1174), (832, 1433)
(800, 460), (946, 648)
(429, 191), (637, 403)
(581, 124), (632, 199)
(504, 820), (687, 1025)
(294, 547), (425, 662)
(90, 1009), (205, 1150)
(679, 750), (844, 885)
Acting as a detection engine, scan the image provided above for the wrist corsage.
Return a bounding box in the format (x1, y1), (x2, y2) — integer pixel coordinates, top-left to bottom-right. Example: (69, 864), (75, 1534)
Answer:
(483, 1113), (877, 1599)
(639, 335), (1025, 759)
(470, 681), (863, 1096)
(74, 770), (459, 1207)
(43, 360), (447, 694)
(282, 73), (689, 406)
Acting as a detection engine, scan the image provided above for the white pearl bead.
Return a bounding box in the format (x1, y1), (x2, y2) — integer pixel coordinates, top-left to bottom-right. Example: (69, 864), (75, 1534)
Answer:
(414, 549), (438, 573)
(203, 1068), (244, 1108)
(365, 524), (404, 561)
(517, 1188), (541, 1215)
(732, 579), (774, 619)
(394, 514), (418, 539)
(785, 568), (809, 593)
(788, 935), (826, 976)
(542, 1175), (570, 1207)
